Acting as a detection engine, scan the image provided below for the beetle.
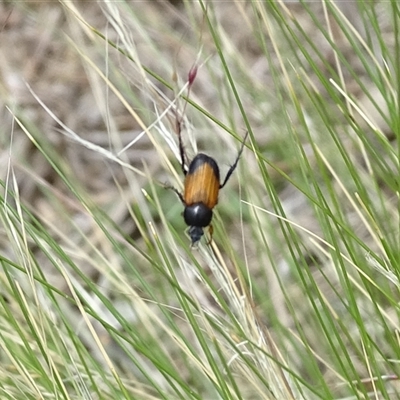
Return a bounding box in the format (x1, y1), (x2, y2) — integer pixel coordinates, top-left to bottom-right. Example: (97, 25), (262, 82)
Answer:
(169, 128), (248, 246)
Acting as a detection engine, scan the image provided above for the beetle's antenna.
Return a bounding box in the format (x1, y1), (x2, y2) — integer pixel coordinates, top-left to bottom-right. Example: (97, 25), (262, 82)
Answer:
(176, 116), (187, 176)
(174, 61), (199, 176)
(220, 131), (249, 189)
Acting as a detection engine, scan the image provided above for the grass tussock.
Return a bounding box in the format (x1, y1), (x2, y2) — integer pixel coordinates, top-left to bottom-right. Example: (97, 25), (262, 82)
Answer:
(0, 1), (399, 399)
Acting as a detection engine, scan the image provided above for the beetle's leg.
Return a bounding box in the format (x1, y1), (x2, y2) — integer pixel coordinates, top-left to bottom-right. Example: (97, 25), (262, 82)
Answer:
(206, 224), (214, 245)
(165, 184), (185, 204)
(220, 131), (249, 189)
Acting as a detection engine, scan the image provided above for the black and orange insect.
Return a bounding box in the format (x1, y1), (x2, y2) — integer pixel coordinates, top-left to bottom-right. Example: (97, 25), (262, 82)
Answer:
(170, 128), (248, 246)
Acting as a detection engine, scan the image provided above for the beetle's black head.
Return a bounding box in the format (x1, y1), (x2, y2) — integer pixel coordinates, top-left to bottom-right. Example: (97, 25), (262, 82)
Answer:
(183, 203), (213, 227)
(188, 226), (204, 246)
(183, 203), (213, 245)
